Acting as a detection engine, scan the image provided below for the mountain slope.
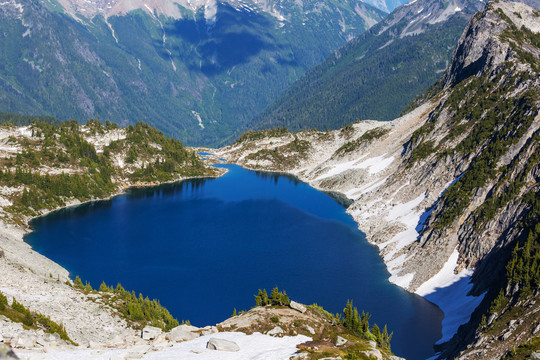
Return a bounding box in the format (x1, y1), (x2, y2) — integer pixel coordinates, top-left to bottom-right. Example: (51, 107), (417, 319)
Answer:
(252, 0), (539, 134)
(216, 1), (540, 356)
(0, 0), (386, 146)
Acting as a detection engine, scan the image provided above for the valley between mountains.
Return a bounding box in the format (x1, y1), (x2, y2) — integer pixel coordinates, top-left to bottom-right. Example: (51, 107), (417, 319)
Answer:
(0, 1), (538, 360)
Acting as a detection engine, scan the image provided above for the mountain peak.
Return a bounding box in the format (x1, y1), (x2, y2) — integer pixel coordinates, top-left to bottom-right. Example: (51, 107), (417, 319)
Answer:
(442, 1), (540, 88)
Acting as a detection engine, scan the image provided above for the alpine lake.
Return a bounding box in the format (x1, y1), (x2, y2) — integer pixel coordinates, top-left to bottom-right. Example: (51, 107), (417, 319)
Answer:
(25, 163), (443, 359)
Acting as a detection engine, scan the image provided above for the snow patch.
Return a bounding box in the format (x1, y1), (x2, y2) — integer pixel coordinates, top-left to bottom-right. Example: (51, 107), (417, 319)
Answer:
(314, 158), (366, 180)
(355, 155), (395, 174)
(21, 332), (311, 360)
(192, 111), (205, 129)
(416, 249), (485, 344)
(386, 193), (425, 225)
(389, 271), (415, 288)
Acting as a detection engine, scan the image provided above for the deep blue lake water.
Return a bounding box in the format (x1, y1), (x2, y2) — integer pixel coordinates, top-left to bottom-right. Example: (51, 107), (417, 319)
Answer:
(25, 164), (443, 359)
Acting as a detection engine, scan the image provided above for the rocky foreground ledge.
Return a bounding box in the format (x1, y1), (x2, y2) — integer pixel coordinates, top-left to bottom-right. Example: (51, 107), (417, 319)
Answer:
(1, 295), (402, 360)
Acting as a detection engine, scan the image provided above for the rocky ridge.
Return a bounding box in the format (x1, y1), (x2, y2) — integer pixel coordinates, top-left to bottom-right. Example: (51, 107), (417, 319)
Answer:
(214, 1), (540, 356)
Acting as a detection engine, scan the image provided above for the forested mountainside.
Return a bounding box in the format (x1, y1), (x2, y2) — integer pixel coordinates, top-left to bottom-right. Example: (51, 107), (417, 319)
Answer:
(0, 0), (385, 147)
(0, 116), (217, 224)
(252, 0), (539, 133)
(217, 1), (540, 357)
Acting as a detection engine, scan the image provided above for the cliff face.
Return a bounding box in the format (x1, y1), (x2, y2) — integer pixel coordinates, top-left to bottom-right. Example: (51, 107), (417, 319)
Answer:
(216, 1), (540, 355)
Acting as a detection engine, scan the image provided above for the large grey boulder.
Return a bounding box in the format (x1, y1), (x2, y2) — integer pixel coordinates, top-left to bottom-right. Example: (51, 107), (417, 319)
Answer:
(13, 334), (35, 349)
(206, 338), (240, 352)
(167, 325), (199, 342)
(290, 301), (307, 313)
(141, 326), (162, 340)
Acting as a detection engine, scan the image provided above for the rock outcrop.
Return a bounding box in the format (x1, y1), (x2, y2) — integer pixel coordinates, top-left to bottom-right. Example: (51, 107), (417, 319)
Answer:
(206, 338), (241, 352)
(141, 326), (162, 340)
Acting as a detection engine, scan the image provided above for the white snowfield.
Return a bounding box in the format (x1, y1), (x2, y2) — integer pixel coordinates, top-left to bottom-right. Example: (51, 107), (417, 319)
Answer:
(19, 332), (311, 360)
(416, 250), (484, 344)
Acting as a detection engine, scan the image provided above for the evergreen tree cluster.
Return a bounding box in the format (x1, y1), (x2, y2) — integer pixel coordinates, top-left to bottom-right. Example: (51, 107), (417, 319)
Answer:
(74, 278), (180, 331)
(252, 16), (468, 133)
(254, 287), (291, 307)
(0, 290), (74, 344)
(404, 64), (539, 231)
(0, 118), (213, 217)
(235, 127), (289, 144)
(506, 195), (540, 292)
(123, 122), (210, 182)
(343, 300), (392, 351)
(334, 127), (389, 155)
(253, 288), (393, 351)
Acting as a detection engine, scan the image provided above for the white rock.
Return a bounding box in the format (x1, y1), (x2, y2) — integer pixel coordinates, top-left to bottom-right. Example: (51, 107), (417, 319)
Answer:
(200, 326), (218, 336)
(206, 338), (240, 352)
(363, 349), (383, 359)
(176, 324), (200, 332)
(167, 325), (199, 342)
(487, 313), (497, 326)
(336, 336), (347, 346)
(151, 341), (171, 351)
(167, 329), (197, 342)
(530, 351), (540, 359)
(290, 301), (307, 313)
(107, 334), (126, 347)
(368, 340), (377, 348)
(14, 333), (36, 348)
(267, 326), (284, 336)
(304, 325), (316, 335)
(141, 326), (161, 340)
(125, 344), (151, 359)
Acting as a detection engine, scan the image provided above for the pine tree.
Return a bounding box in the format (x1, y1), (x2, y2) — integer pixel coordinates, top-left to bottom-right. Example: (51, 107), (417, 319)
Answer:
(372, 324), (381, 346)
(381, 325), (392, 351)
(99, 281), (109, 292)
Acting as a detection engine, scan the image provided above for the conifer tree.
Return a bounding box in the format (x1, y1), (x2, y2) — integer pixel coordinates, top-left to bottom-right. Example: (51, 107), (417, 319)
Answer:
(382, 325), (393, 351)
(372, 324), (381, 345)
(99, 281), (109, 292)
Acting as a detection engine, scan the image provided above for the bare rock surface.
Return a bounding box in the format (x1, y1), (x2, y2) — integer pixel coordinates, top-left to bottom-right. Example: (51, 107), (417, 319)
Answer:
(206, 338), (240, 352)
